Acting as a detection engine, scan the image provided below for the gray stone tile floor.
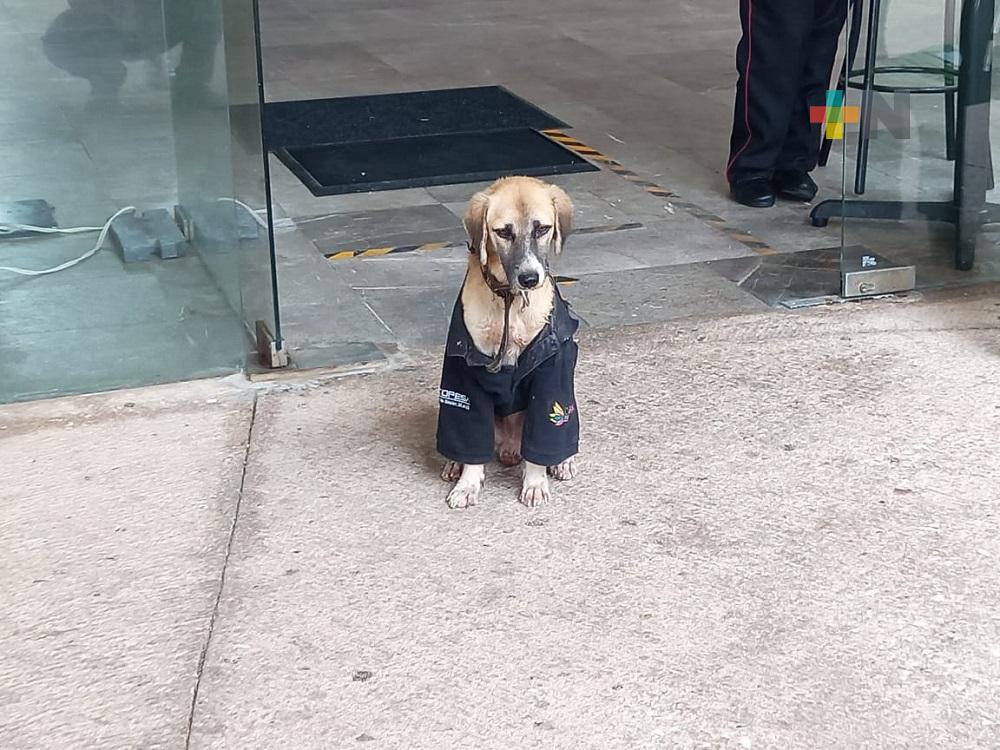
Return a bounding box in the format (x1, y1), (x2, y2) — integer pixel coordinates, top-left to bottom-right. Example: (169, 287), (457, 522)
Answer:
(255, 0), (1000, 373)
(3, 0), (1000, 399)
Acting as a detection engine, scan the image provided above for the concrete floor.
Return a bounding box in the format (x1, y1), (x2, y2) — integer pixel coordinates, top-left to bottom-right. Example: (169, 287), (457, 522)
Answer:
(4, 288), (1000, 749)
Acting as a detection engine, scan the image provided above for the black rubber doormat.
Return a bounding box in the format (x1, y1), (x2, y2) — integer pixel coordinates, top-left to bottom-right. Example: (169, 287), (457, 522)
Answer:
(278, 129), (597, 196)
(261, 86), (596, 196)
(261, 86), (567, 149)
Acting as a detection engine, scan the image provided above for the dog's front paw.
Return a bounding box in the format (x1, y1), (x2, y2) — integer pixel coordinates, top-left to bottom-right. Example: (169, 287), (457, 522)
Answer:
(547, 458), (577, 481)
(447, 479), (482, 509)
(446, 464), (485, 509)
(519, 477), (550, 508)
(519, 462), (551, 508)
(441, 460), (463, 482)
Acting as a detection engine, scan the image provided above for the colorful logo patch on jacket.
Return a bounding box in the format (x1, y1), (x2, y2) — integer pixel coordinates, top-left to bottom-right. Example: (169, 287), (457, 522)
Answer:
(548, 401), (575, 426)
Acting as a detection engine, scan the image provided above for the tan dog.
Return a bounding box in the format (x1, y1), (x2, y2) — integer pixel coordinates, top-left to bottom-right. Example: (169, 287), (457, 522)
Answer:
(436, 177), (581, 508)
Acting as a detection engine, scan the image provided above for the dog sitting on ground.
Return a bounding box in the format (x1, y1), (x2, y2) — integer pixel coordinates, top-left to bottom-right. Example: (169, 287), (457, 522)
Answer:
(436, 176), (580, 509)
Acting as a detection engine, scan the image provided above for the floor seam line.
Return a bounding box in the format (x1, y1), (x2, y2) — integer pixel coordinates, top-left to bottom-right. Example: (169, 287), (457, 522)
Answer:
(183, 393), (259, 749)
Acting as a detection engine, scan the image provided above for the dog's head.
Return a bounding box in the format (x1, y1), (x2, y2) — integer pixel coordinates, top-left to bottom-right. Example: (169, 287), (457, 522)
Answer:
(464, 177), (574, 291)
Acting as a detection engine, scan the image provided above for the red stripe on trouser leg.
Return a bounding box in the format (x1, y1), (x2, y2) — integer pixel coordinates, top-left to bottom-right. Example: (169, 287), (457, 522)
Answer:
(725, 0), (755, 182)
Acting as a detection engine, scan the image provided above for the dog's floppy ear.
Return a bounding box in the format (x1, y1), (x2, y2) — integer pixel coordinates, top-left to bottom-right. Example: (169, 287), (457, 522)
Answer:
(549, 184), (574, 255)
(464, 191), (490, 266)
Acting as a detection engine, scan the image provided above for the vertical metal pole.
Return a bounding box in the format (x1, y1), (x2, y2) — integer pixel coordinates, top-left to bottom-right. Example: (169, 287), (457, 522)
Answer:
(953, 0), (995, 270)
(944, 0), (957, 160)
(855, 0), (882, 195)
(251, 0), (283, 347)
(821, 0), (863, 168)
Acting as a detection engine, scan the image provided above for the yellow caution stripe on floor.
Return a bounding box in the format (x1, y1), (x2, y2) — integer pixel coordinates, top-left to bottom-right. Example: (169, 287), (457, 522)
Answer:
(324, 223), (643, 261)
(326, 241), (450, 261)
(541, 129), (778, 256)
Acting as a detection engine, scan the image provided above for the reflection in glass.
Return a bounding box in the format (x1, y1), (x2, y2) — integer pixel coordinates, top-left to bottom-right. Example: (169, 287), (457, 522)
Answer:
(818, 0), (1000, 293)
(0, 0), (279, 403)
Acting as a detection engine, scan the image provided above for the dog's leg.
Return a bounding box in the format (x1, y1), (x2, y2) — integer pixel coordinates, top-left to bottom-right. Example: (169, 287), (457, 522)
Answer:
(548, 457), (578, 481)
(519, 461), (550, 508)
(440, 460), (463, 482)
(495, 412), (525, 467)
(447, 464), (485, 509)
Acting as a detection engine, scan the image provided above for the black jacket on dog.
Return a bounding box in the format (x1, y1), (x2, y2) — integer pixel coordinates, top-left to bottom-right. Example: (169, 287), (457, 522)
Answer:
(437, 288), (580, 467)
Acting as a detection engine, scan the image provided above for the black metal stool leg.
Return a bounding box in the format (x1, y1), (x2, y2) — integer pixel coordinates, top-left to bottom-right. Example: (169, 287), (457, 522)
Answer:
(819, 60), (846, 167)
(988, 138), (995, 191)
(821, 0), (863, 168)
(855, 0), (882, 195)
(944, 0), (957, 161)
(953, 0), (996, 270)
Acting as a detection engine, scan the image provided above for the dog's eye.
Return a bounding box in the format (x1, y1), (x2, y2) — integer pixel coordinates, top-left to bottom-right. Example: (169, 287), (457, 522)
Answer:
(493, 226), (514, 241)
(533, 224), (552, 238)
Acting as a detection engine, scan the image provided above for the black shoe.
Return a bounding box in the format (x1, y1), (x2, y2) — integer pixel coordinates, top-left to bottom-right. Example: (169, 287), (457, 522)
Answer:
(773, 170), (818, 202)
(730, 178), (776, 208)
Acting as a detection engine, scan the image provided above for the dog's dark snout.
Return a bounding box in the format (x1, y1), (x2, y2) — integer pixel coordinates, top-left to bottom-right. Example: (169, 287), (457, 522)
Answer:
(517, 270), (540, 288)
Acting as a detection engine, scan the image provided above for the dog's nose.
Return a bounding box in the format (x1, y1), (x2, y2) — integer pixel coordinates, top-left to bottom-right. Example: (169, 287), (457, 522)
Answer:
(517, 270), (540, 288)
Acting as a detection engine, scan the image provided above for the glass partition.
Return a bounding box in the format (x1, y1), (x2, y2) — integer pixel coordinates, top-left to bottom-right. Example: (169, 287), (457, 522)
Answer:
(171, 0), (285, 367)
(0, 0), (281, 403)
(817, 0), (1000, 295)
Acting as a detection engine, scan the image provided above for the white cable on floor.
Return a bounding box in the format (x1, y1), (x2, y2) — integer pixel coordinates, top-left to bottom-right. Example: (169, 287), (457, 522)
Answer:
(0, 207), (136, 277)
(0, 222), (104, 236)
(0, 198), (293, 278)
(219, 197), (296, 230)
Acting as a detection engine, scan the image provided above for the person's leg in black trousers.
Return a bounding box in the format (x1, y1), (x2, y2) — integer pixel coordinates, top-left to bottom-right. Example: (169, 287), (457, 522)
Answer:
(727, 0), (815, 206)
(775, 0), (848, 201)
(41, 5), (130, 102)
(165, 0), (222, 95)
(727, 0), (846, 207)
